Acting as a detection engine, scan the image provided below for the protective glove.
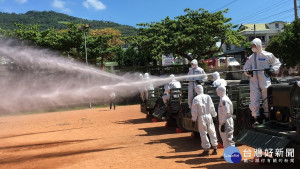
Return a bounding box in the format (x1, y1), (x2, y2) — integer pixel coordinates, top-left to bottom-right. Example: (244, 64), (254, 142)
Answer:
(245, 70), (253, 77)
(264, 68), (274, 77)
(195, 79), (203, 84)
(221, 124), (225, 132)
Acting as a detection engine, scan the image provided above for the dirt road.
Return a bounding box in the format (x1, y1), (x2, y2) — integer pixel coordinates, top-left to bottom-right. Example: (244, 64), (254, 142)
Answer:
(0, 105), (297, 169)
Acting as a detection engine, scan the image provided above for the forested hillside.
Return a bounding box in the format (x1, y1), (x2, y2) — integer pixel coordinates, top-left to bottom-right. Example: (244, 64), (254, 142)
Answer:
(0, 11), (137, 36)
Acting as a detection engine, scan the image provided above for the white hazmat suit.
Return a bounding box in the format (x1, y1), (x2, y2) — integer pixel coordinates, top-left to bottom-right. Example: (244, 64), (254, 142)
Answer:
(298, 81), (300, 87)
(191, 85), (218, 151)
(211, 71), (227, 87)
(144, 73), (154, 99)
(216, 86), (235, 148)
(139, 74), (145, 101)
(243, 38), (281, 119)
(187, 59), (207, 108)
(162, 74), (182, 104)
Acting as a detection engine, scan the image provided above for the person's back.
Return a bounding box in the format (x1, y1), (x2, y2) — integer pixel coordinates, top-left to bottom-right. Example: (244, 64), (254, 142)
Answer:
(144, 73), (154, 99)
(191, 85), (218, 156)
(211, 71), (227, 87)
(169, 79), (181, 98)
(192, 94), (214, 116)
(162, 74), (181, 104)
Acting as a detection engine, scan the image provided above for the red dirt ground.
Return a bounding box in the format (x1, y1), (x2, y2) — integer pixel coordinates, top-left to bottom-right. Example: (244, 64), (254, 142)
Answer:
(0, 105), (298, 169)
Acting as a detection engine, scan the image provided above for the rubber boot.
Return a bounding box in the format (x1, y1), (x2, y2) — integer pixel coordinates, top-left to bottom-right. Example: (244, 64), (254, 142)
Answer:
(199, 150), (210, 157)
(211, 148), (217, 155)
(252, 116), (259, 127)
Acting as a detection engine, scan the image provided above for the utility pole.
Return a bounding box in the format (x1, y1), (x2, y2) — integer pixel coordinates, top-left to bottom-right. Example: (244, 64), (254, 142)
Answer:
(254, 24), (256, 38)
(295, 0), (299, 19)
(78, 24), (92, 108)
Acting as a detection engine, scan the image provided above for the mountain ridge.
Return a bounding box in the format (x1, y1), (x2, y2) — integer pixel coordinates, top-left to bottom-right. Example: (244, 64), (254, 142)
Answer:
(0, 10), (137, 36)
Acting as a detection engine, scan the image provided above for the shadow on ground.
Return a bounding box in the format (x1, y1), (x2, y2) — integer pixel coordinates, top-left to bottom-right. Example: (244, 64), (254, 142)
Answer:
(0, 126), (92, 140)
(146, 135), (201, 152)
(114, 118), (153, 125)
(0, 146), (124, 164)
(138, 126), (179, 136)
(0, 138), (100, 151)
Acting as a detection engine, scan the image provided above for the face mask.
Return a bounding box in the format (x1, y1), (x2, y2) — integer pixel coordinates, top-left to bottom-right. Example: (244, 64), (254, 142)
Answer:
(191, 64), (197, 69)
(251, 47), (258, 53)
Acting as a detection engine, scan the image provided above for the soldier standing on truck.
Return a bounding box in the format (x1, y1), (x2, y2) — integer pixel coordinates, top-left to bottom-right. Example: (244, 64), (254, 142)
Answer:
(144, 73), (154, 100)
(191, 85), (218, 156)
(138, 73), (145, 102)
(162, 74), (181, 105)
(187, 59), (207, 109)
(211, 71), (227, 87)
(216, 85), (235, 148)
(243, 38), (281, 125)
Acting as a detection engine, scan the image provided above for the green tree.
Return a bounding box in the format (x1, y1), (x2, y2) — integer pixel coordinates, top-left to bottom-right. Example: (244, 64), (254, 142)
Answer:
(266, 19), (300, 68)
(132, 8), (245, 62)
(88, 28), (124, 69)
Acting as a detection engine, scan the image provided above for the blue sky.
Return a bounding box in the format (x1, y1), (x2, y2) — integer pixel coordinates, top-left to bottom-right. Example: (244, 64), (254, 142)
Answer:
(0, 0), (297, 27)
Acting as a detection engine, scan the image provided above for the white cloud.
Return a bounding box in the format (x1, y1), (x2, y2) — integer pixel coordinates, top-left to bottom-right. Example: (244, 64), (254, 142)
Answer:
(83, 0), (106, 11)
(52, 0), (71, 13)
(15, 0), (27, 4)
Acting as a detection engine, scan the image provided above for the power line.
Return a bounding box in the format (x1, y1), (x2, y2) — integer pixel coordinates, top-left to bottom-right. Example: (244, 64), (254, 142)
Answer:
(248, 8), (294, 23)
(212, 0), (238, 12)
(233, 0), (290, 23)
(277, 14), (295, 21)
(233, 0), (288, 23)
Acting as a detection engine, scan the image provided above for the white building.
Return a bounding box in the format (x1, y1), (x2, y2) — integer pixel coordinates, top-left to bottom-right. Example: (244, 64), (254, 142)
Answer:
(221, 21), (288, 64)
(238, 21), (287, 48)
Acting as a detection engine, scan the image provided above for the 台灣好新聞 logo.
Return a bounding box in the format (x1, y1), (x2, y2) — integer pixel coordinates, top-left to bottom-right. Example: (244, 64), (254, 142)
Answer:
(224, 146), (242, 163)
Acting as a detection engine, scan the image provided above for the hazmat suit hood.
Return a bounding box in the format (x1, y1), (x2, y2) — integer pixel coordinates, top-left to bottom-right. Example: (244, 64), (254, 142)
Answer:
(251, 38), (262, 53)
(190, 59), (198, 69)
(195, 85), (204, 95)
(212, 72), (220, 81)
(144, 73), (150, 79)
(216, 85), (226, 97)
(169, 74), (175, 81)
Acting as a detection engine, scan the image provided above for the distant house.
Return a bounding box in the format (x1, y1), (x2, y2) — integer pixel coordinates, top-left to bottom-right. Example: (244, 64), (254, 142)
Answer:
(221, 21), (288, 65)
(238, 21), (287, 48)
(104, 62), (119, 73)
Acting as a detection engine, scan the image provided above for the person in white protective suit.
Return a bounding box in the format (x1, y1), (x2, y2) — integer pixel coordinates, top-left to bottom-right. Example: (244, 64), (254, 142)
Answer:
(216, 86), (235, 148)
(191, 85), (218, 156)
(211, 71), (227, 87)
(162, 74), (182, 105)
(298, 81), (300, 87)
(243, 38), (281, 125)
(144, 73), (154, 100)
(187, 59), (207, 108)
(138, 74), (145, 102)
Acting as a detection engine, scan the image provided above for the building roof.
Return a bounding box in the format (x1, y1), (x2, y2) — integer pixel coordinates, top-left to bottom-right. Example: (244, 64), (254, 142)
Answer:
(239, 21), (288, 33)
(239, 24), (269, 32)
(104, 62), (118, 66)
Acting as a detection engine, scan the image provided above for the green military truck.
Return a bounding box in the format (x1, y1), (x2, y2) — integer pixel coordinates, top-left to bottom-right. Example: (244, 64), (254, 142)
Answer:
(140, 86), (164, 119)
(235, 80), (300, 160)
